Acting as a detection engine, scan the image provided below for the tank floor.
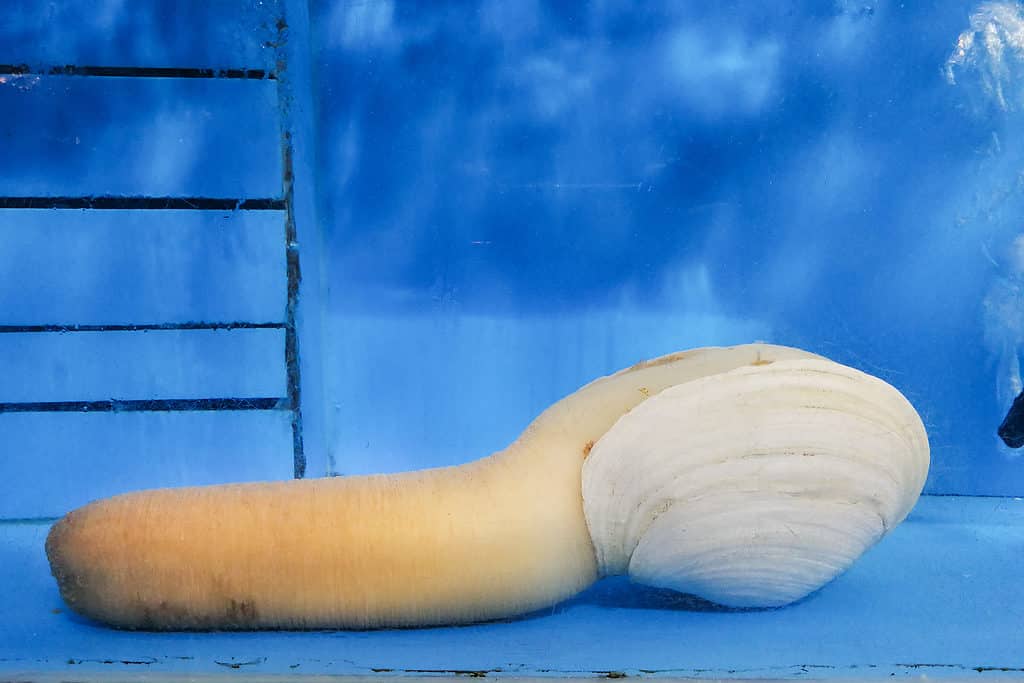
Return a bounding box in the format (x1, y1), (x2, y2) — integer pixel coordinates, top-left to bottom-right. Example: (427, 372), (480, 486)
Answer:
(2, 495), (1023, 680)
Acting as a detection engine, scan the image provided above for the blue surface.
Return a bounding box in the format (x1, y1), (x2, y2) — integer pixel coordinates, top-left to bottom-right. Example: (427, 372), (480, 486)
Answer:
(0, 410), (293, 520)
(0, 210), (286, 326)
(323, 311), (768, 476)
(309, 1), (1024, 494)
(0, 0), (280, 70)
(2, 496), (1023, 679)
(0, 328), (284, 403)
(0, 76), (281, 197)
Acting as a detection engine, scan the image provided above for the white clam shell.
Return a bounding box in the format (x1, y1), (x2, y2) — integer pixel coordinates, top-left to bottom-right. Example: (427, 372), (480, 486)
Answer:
(581, 358), (929, 608)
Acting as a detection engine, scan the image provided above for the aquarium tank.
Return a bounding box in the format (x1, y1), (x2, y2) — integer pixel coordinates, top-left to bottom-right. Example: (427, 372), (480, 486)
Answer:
(2, 0), (1024, 679)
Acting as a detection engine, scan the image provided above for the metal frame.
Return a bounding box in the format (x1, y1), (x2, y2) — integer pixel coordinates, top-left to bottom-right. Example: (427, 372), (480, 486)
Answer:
(0, 0), (324, 480)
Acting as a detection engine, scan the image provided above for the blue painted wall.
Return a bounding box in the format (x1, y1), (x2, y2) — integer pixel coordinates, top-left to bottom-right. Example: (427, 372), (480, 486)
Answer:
(310, 1), (1024, 494)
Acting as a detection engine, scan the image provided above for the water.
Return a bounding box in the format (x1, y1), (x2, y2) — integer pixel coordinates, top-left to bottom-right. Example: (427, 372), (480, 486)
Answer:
(312, 1), (1024, 495)
(2, 0), (1024, 678)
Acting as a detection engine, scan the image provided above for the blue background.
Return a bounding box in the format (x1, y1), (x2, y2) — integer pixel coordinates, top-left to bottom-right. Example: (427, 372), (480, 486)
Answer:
(3, 0), (1024, 512)
(312, 0), (1024, 494)
(3, 1), (1024, 677)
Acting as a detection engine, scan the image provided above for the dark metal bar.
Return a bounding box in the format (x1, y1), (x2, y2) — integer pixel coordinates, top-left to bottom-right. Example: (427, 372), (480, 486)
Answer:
(0, 322), (285, 334)
(0, 64), (275, 80)
(275, 14), (307, 479)
(0, 517), (61, 525)
(0, 196), (285, 211)
(0, 397), (288, 413)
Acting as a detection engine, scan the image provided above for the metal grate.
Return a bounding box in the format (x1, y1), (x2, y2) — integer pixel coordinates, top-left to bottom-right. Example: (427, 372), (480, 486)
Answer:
(0, 14), (307, 478)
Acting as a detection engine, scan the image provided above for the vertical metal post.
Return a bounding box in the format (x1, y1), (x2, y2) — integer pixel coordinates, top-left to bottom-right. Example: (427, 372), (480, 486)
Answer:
(274, 0), (329, 478)
(275, 13), (306, 479)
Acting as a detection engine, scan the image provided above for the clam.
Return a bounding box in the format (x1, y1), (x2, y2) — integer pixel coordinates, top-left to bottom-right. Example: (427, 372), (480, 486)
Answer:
(46, 344), (928, 628)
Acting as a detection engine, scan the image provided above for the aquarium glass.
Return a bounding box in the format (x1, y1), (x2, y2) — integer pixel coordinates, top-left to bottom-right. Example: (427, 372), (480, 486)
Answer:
(311, 0), (1024, 495)
(3, 0), (1024, 679)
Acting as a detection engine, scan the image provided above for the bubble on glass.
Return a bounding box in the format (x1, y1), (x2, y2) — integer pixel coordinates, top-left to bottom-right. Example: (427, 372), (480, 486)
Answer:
(0, 74), (40, 92)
